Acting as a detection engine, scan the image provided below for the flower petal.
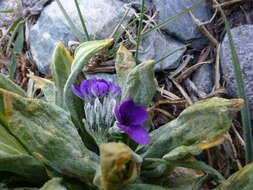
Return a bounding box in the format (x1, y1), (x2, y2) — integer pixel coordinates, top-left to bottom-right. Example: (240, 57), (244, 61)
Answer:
(119, 99), (148, 125)
(80, 80), (94, 98)
(109, 83), (121, 98)
(90, 79), (110, 97)
(72, 84), (84, 99)
(117, 123), (150, 144)
(114, 104), (123, 123)
(72, 78), (122, 103)
(127, 125), (150, 144)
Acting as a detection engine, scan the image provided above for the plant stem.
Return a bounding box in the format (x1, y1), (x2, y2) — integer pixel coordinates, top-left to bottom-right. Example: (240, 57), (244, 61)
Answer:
(74, 0), (90, 41)
(0, 9), (14, 13)
(55, 0), (84, 41)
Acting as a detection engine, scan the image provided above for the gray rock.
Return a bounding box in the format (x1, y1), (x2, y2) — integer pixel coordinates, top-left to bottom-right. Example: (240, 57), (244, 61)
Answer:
(119, 0), (152, 3)
(29, 0), (135, 74)
(221, 24), (253, 116)
(22, 0), (51, 7)
(192, 64), (214, 94)
(139, 31), (185, 71)
(22, 0), (52, 15)
(29, 17), (75, 74)
(0, 0), (23, 27)
(85, 73), (117, 83)
(119, 0), (153, 7)
(153, 0), (211, 48)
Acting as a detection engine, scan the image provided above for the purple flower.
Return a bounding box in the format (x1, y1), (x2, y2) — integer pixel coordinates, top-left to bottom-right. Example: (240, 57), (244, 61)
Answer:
(114, 99), (150, 144)
(72, 78), (121, 101)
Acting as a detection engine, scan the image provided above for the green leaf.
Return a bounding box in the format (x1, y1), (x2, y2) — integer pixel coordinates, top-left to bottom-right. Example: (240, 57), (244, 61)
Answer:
(116, 46), (157, 107)
(162, 133), (228, 161)
(137, 98), (243, 159)
(9, 23), (25, 80)
(28, 75), (55, 104)
(214, 162), (253, 190)
(121, 59), (157, 107)
(0, 89), (98, 181)
(39, 178), (66, 190)
(0, 9), (15, 13)
(146, 158), (224, 181)
(64, 38), (113, 152)
(0, 73), (26, 114)
(0, 124), (48, 184)
(115, 45), (136, 87)
(122, 184), (170, 190)
(51, 43), (72, 109)
(0, 73), (26, 97)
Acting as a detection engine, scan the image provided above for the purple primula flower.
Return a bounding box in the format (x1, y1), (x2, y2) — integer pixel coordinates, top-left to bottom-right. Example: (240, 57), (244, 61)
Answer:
(114, 99), (150, 145)
(71, 78), (121, 144)
(72, 78), (121, 102)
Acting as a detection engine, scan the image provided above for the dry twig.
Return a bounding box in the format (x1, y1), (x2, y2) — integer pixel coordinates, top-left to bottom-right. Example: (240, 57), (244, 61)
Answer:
(214, 43), (221, 90)
(213, 0), (243, 9)
(157, 87), (181, 100)
(175, 61), (211, 83)
(189, 10), (219, 46)
(153, 108), (176, 120)
(232, 124), (246, 148)
(172, 79), (193, 105)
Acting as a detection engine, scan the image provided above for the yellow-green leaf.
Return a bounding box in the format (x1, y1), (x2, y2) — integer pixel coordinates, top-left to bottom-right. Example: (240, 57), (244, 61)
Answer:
(137, 98), (243, 159)
(28, 75), (55, 104)
(51, 43), (72, 110)
(115, 45), (136, 87)
(0, 124), (47, 184)
(0, 89), (98, 181)
(115, 46), (157, 108)
(94, 142), (141, 190)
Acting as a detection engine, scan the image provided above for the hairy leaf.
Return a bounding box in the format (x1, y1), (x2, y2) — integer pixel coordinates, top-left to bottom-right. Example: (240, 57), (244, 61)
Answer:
(115, 45), (157, 108)
(0, 124), (47, 184)
(137, 98), (243, 159)
(51, 43), (72, 110)
(115, 45), (136, 87)
(0, 89), (98, 181)
(0, 73), (26, 114)
(0, 73), (26, 97)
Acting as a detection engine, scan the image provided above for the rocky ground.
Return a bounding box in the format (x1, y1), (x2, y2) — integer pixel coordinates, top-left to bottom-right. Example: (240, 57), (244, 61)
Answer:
(0, 0), (253, 184)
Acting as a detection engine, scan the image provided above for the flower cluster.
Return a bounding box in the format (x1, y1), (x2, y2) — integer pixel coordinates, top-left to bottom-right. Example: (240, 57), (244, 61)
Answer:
(72, 78), (121, 103)
(72, 78), (150, 144)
